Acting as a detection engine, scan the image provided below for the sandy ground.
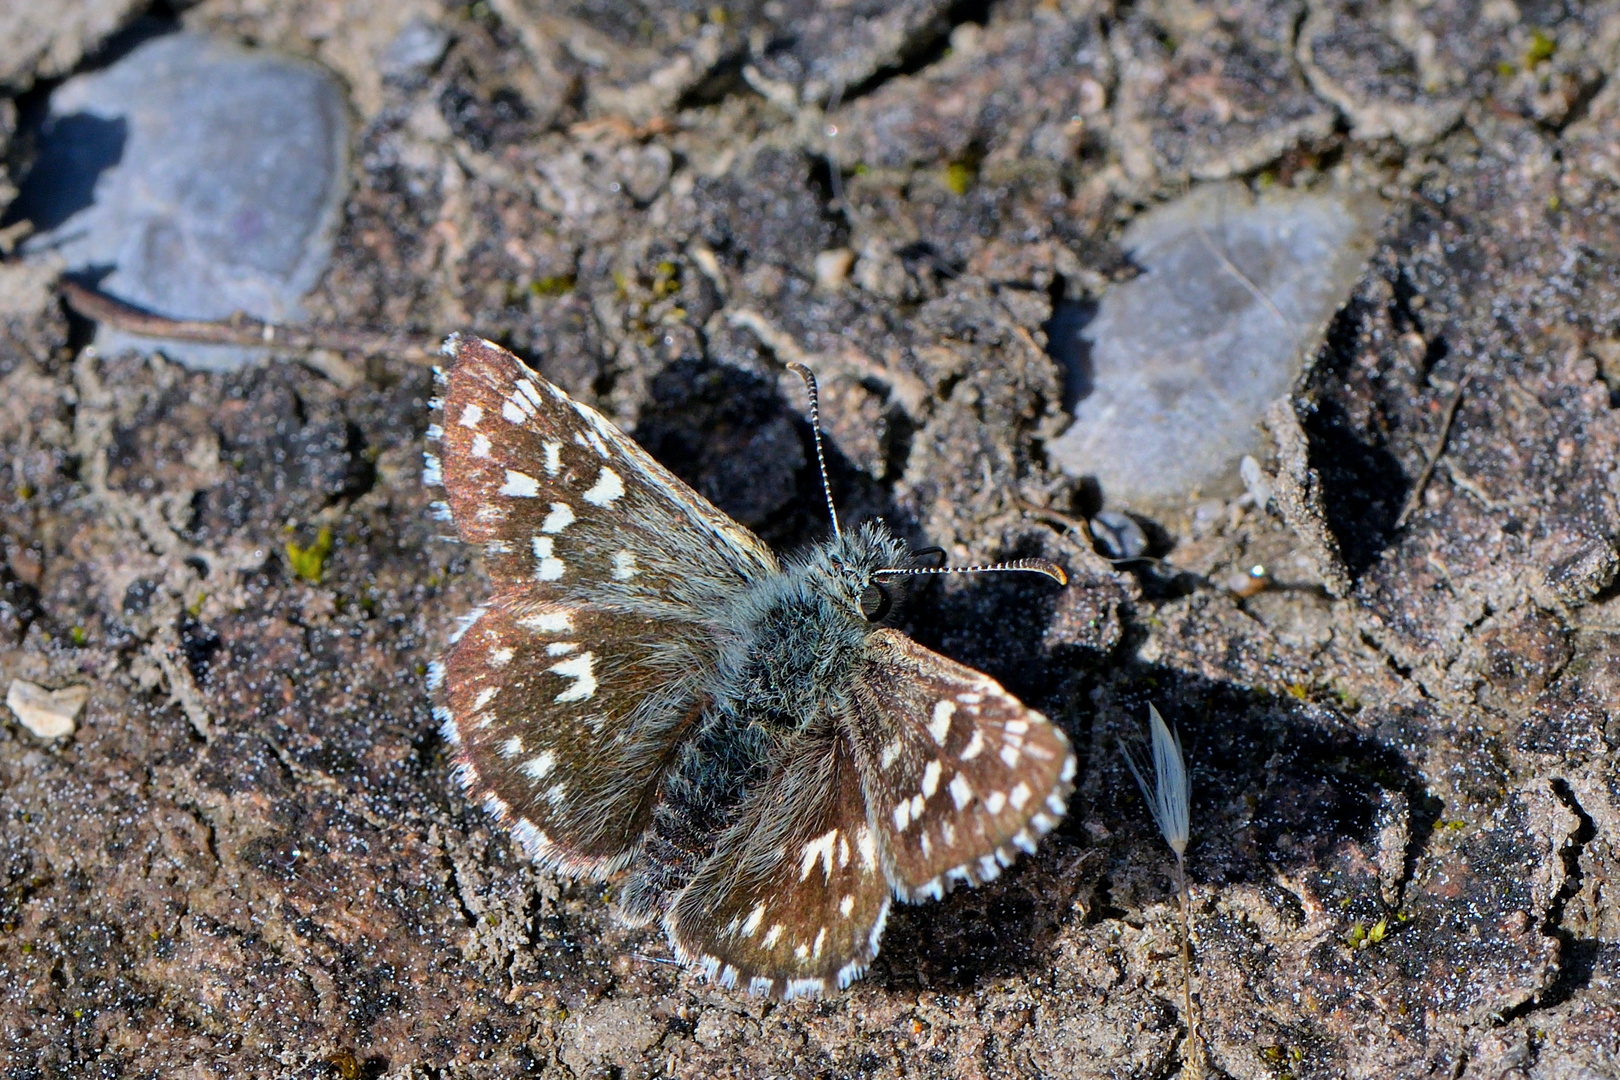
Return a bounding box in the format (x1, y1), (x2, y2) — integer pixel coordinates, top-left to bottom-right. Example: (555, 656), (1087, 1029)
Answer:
(2, 1), (1619, 1077)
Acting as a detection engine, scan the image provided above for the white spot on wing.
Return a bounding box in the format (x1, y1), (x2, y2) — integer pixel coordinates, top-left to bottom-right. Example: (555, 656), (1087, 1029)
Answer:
(546, 642), (578, 656)
(929, 700), (956, 745)
(893, 800), (912, 832)
(499, 469), (540, 497)
(582, 467), (625, 506)
(549, 652), (596, 702)
(799, 828), (840, 881)
(501, 400), (527, 425)
(856, 827), (877, 871)
(540, 502), (575, 533)
(999, 745), (1021, 767)
(1009, 782), (1032, 810)
(458, 403), (483, 428)
(499, 735), (522, 758)
(985, 790), (1007, 814)
(532, 536), (565, 581)
(472, 687), (497, 710)
(921, 760), (942, 797)
(516, 380), (545, 408)
(949, 774), (973, 810)
(522, 752), (556, 780)
(839, 895), (854, 917)
(517, 609), (572, 633)
(612, 550), (639, 580)
(960, 729), (985, 760)
(488, 646), (514, 667)
(542, 441), (562, 476)
(880, 738), (903, 770)
(762, 923), (784, 948)
(742, 903), (766, 937)
(470, 433), (492, 458)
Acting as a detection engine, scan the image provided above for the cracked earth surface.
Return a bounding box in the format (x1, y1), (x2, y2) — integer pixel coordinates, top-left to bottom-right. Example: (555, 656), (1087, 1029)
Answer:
(1, 0), (1619, 1077)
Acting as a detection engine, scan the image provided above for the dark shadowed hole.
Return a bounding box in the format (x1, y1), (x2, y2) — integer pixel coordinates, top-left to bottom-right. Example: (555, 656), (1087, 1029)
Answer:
(1305, 306), (1410, 578)
(1043, 279), (1098, 413)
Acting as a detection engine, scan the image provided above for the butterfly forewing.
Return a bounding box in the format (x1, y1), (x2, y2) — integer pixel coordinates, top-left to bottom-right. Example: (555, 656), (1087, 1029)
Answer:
(847, 629), (1076, 902)
(440, 595), (714, 876)
(430, 334), (779, 607)
(663, 722), (892, 999)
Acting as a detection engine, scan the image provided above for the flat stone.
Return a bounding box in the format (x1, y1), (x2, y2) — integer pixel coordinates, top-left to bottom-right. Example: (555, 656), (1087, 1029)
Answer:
(16, 33), (347, 370)
(1045, 182), (1384, 506)
(6, 678), (88, 740)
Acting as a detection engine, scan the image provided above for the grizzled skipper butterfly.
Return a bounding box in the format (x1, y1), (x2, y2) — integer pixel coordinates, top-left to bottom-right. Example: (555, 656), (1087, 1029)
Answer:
(425, 335), (1075, 998)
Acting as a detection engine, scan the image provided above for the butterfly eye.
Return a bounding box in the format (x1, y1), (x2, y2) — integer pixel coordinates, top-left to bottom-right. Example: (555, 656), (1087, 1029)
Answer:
(858, 582), (892, 622)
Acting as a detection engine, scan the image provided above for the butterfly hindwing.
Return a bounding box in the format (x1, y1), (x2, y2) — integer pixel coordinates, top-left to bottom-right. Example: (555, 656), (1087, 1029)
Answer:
(429, 334), (780, 605)
(438, 594), (714, 876)
(663, 722), (892, 999)
(847, 629), (1076, 902)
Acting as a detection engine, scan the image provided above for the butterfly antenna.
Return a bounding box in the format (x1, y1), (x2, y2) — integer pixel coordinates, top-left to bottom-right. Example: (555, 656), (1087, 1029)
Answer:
(875, 557), (1068, 586)
(787, 361), (842, 545)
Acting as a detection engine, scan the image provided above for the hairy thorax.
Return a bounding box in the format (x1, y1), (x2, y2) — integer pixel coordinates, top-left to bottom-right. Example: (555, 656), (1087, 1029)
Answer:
(715, 521), (912, 730)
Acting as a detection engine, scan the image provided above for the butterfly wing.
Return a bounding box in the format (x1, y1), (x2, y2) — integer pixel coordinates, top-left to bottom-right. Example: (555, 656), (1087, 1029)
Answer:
(428, 335), (778, 877)
(662, 721), (892, 998)
(428, 334), (780, 605)
(846, 629), (1076, 902)
(438, 594), (713, 876)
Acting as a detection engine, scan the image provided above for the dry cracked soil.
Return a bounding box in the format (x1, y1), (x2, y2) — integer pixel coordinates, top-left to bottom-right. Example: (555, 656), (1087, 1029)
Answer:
(1, 1), (1619, 1078)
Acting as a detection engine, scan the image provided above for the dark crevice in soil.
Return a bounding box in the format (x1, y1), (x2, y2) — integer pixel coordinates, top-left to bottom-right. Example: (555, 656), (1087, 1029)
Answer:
(837, 0), (996, 105)
(1543, 69), (1607, 135)
(1305, 305), (1410, 579)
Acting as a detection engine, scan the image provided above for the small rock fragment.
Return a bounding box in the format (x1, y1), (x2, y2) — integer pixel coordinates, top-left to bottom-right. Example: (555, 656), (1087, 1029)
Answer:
(7, 678), (89, 739)
(814, 248), (855, 292)
(1239, 454), (1274, 512)
(1089, 510), (1148, 561)
(1545, 540), (1619, 607)
(1225, 564), (1271, 598)
(377, 15), (449, 81)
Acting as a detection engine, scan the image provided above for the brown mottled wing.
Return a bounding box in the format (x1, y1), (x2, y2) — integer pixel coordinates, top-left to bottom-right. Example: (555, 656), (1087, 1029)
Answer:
(426, 334), (780, 605)
(846, 629), (1075, 902)
(662, 722), (892, 999)
(438, 594), (713, 877)
(425, 335), (777, 877)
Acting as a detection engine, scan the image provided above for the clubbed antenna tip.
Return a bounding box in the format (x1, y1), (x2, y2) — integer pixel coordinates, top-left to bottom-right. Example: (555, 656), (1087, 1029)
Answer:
(874, 557), (1068, 586)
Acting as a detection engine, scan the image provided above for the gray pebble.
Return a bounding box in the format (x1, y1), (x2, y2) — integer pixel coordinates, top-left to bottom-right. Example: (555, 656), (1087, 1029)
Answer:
(19, 33), (348, 370)
(1046, 183), (1383, 506)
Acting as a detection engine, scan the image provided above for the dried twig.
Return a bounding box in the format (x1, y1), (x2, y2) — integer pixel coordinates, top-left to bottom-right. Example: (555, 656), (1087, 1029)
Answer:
(1395, 376), (1468, 529)
(59, 280), (438, 366)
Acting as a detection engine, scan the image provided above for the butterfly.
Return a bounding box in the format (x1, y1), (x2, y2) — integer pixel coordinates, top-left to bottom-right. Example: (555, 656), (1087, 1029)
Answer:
(424, 334), (1076, 998)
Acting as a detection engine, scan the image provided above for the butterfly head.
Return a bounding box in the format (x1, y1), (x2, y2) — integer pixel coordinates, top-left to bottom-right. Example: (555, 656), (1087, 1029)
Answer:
(812, 519), (918, 626)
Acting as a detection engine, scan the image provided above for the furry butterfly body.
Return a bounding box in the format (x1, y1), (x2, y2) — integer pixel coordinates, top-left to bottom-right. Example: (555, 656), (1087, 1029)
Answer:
(427, 335), (1075, 997)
